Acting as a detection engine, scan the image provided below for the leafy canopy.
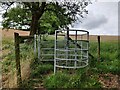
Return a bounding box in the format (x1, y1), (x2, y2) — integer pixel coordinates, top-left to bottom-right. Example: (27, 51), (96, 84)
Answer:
(1, 1), (91, 34)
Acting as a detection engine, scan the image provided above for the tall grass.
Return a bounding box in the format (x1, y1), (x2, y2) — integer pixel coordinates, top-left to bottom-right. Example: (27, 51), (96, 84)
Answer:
(89, 41), (119, 74)
(2, 35), (119, 88)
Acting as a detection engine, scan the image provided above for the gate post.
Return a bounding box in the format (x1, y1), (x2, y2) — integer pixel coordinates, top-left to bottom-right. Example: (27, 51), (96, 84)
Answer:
(98, 36), (100, 62)
(14, 32), (22, 87)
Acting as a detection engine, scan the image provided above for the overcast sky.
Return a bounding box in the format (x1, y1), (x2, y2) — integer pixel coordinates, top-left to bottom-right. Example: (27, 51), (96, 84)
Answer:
(70, 1), (118, 35)
(0, 1), (119, 35)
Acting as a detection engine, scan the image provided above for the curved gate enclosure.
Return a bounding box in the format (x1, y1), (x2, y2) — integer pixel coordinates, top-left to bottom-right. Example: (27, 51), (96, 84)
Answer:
(54, 29), (89, 73)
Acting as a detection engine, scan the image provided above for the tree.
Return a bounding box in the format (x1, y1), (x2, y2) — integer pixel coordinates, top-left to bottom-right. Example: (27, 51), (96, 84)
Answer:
(1, 1), (91, 35)
(2, 5), (31, 30)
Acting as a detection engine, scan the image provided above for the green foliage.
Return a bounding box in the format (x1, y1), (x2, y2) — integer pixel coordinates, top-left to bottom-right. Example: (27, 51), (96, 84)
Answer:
(89, 41), (119, 74)
(44, 72), (80, 88)
(2, 4), (70, 34)
(44, 71), (101, 88)
(2, 34), (119, 88)
(2, 1), (90, 35)
(2, 38), (34, 74)
(30, 63), (53, 78)
(2, 5), (31, 30)
(2, 38), (13, 45)
(80, 75), (101, 88)
(2, 38), (15, 73)
(2, 50), (16, 73)
(20, 79), (34, 89)
(39, 11), (60, 34)
(20, 43), (34, 61)
(96, 59), (120, 74)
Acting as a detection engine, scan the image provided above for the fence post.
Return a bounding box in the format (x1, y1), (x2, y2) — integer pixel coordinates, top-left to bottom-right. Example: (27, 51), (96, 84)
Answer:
(14, 33), (22, 87)
(98, 36), (100, 62)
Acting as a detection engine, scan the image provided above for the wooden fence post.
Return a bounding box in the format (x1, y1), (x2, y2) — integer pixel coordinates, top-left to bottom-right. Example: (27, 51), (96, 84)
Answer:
(98, 36), (100, 62)
(14, 32), (22, 87)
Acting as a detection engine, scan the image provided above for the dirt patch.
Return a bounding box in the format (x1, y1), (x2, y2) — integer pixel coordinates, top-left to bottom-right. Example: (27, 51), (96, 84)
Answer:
(99, 73), (119, 88)
(2, 73), (17, 88)
(21, 60), (31, 80)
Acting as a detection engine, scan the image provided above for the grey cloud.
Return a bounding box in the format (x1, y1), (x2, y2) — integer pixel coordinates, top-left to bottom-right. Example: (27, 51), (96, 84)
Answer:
(81, 14), (108, 30)
(72, 2), (118, 35)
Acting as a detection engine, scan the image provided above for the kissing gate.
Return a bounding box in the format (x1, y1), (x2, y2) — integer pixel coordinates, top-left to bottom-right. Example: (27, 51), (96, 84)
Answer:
(34, 29), (89, 73)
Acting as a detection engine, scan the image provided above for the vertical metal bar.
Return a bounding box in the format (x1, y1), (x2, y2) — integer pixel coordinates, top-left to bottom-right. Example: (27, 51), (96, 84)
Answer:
(87, 32), (89, 42)
(38, 34), (40, 60)
(0, 29), (2, 89)
(75, 30), (77, 67)
(66, 28), (69, 66)
(81, 35), (83, 60)
(34, 34), (37, 58)
(87, 32), (89, 63)
(54, 30), (57, 74)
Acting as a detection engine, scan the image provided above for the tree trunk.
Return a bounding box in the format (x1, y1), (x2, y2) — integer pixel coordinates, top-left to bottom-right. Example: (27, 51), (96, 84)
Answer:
(30, 13), (39, 35)
(29, 2), (46, 36)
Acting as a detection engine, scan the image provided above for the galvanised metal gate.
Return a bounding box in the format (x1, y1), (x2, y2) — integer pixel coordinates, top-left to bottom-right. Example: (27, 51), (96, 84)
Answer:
(34, 34), (54, 61)
(34, 29), (89, 74)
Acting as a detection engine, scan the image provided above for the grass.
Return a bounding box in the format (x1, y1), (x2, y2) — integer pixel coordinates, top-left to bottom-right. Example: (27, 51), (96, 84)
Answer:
(89, 41), (119, 74)
(44, 68), (101, 88)
(2, 37), (35, 88)
(2, 35), (119, 88)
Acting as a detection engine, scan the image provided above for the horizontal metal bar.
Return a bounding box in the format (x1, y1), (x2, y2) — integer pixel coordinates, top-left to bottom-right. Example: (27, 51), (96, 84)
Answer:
(40, 59), (54, 61)
(72, 40), (89, 42)
(42, 48), (54, 50)
(68, 48), (88, 51)
(55, 58), (76, 61)
(55, 49), (88, 51)
(41, 54), (54, 56)
(56, 40), (89, 42)
(55, 49), (74, 51)
(55, 58), (88, 61)
(56, 54), (88, 57)
(56, 29), (89, 33)
(41, 41), (54, 42)
(55, 63), (88, 69)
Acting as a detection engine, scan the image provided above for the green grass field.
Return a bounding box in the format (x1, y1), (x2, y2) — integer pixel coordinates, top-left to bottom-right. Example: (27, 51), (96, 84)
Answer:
(1, 35), (120, 88)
